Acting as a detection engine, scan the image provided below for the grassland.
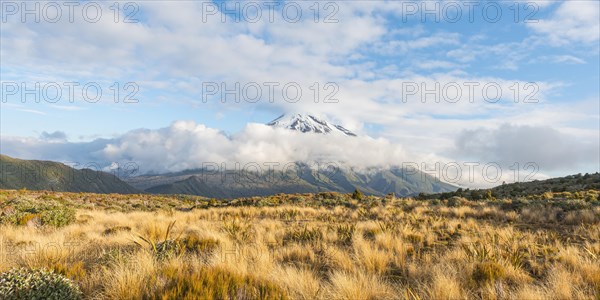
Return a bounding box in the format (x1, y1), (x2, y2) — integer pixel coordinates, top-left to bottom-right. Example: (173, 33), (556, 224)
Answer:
(1, 189), (599, 299)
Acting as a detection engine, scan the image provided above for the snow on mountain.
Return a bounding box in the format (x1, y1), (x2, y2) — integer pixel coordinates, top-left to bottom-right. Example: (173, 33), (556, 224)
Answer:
(266, 113), (357, 136)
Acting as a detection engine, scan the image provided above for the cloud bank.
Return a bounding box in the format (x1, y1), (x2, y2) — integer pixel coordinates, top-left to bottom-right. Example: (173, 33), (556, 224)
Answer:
(3, 120), (597, 188)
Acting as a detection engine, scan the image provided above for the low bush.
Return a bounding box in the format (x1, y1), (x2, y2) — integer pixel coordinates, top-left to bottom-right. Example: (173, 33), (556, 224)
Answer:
(0, 198), (75, 227)
(0, 268), (82, 300)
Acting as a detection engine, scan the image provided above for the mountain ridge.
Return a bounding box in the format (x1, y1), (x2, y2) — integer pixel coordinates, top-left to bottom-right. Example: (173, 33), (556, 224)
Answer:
(129, 164), (458, 198)
(0, 154), (139, 194)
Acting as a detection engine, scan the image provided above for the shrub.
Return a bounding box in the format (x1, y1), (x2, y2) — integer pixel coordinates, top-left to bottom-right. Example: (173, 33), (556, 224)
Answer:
(0, 268), (81, 300)
(542, 192), (554, 200)
(17, 213), (40, 226)
(317, 192), (341, 201)
(584, 190), (599, 202)
(40, 206), (76, 227)
(429, 199), (442, 206)
(447, 196), (468, 207)
(0, 198), (76, 227)
(352, 188), (364, 200)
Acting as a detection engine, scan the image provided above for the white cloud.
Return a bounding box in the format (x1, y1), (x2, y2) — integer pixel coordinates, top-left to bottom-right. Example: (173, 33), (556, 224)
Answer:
(1, 121), (413, 174)
(537, 55), (586, 64)
(0, 1), (386, 86)
(514, 0), (556, 9)
(1, 0), (597, 189)
(16, 109), (46, 115)
(528, 1), (600, 45)
(376, 32), (460, 55)
(453, 123), (599, 172)
(446, 39), (533, 69)
(3, 112), (598, 188)
(414, 60), (458, 70)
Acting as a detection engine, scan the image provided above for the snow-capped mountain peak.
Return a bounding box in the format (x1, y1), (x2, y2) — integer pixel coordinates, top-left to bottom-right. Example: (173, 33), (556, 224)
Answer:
(267, 113), (357, 136)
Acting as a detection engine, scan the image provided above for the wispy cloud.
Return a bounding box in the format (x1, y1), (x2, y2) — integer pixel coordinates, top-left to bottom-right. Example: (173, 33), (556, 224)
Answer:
(534, 55), (586, 65)
(16, 109), (46, 115)
(50, 105), (86, 111)
(414, 60), (458, 70)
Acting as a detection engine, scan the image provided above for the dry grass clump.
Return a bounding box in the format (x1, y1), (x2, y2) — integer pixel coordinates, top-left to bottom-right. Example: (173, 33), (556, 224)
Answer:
(0, 189), (599, 299)
(156, 264), (288, 299)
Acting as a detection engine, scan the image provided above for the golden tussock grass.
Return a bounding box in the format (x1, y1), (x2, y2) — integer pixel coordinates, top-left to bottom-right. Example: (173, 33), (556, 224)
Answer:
(1, 189), (599, 299)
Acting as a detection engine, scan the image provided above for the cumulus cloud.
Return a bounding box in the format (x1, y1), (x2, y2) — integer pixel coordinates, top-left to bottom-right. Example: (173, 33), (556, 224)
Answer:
(453, 124), (599, 171)
(1, 1), (597, 189)
(39, 131), (68, 142)
(1, 121), (412, 173)
(528, 1), (600, 45)
(0, 1), (590, 130)
(0, 1), (384, 83)
(5, 119), (598, 189)
(101, 121), (417, 173)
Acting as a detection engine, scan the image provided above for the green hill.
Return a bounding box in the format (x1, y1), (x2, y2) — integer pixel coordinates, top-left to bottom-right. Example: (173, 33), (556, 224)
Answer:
(0, 155), (139, 194)
(131, 164), (457, 198)
(0, 155), (458, 198)
(487, 172), (600, 197)
(420, 172), (600, 200)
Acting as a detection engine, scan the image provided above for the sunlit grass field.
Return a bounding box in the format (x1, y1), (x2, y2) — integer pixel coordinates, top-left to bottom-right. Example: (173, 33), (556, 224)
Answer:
(1, 189), (599, 299)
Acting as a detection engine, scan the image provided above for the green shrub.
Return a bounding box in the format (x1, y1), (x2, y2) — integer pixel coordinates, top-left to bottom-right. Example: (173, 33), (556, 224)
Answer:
(0, 198), (75, 227)
(0, 268), (81, 300)
(429, 199), (442, 206)
(40, 206), (76, 227)
(584, 190), (599, 202)
(447, 196), (468, 207)
(352, 188), (363, 200)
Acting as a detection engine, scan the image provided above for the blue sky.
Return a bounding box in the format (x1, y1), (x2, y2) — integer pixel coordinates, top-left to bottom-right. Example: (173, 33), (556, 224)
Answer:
(1, 0), (599, 186)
